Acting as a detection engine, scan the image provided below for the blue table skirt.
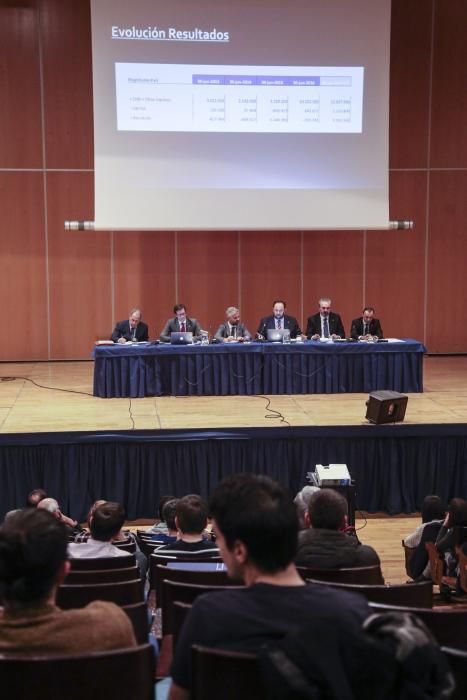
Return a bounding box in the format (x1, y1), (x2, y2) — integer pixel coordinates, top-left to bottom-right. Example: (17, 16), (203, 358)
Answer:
(92, 340), (425, 398)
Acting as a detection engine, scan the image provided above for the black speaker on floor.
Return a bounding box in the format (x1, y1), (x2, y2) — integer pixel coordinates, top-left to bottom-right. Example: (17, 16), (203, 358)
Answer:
(365, 390), (408, 424)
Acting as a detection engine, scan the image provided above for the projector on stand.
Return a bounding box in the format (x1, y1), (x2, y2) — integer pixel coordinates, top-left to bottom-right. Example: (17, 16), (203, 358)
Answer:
(314, 464), (351, 486)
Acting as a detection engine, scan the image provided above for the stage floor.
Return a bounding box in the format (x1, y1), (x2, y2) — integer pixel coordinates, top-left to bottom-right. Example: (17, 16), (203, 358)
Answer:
(0, 355), (466, 433)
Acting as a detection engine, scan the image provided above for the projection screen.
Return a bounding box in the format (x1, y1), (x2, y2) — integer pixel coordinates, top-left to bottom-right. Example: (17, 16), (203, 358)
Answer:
(90, 0), (391, 230)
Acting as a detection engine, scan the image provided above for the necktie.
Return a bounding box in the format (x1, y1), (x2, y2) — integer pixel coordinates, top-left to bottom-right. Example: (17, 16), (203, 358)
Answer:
(276, 318), (282, 330)
(232, 325), (237, 338)
(364, 323), (368, 335)
(180, 322), (186, 332)
(323, 317), (329, 338)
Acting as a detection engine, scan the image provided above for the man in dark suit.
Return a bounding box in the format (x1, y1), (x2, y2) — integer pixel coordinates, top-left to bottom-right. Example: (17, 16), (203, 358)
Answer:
(257, 299), (302, 339)
(214, 306), (252, 342)
(350, 307), (384, 341)
(306, 297), (345, 339)
(111, 308), (149, 343)
(159, 304), (202, 342)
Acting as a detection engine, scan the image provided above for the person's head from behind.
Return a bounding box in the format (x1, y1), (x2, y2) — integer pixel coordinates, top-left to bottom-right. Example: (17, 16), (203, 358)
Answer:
(162, 498), (179, 535)
(446, 498), (467, 528)
(90, 501), (126, 541)
(209, 473), (298, 579)
(157, 495), (176, 522)
(421, 495), (446, 524)
(0, 509), (68, 610)
(308, 488), (347, 531)
(86, 499), (107, 529)
(26, 488), (47, 508)
(175, 495), (208, 536)
(294, 485), (320, 529)
(36, 497), (60, 518)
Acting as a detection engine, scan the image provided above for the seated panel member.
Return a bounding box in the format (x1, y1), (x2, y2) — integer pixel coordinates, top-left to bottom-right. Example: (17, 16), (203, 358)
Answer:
(350, 307), (384, 341)
(306, 297), (345, 339)
(214, 306), (252, 343)
(160, 304), (202, 343)
(111, 308), (149, 343)
(257, 299), (302, 339)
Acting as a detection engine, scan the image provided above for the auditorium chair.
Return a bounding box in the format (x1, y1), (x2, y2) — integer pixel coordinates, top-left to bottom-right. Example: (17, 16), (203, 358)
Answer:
(64, 565), (140, 584)
(0, 644), (155, 700)
(113, 539), (137, 553)
(57, 578), (144, 609)
(457, 545), (467, 594)
(192, 645), (265, 700)
(369, 602), (467, 650)
(441, 647), (467, 700)
(149, 552), (223, 594)
(296, 564), (384, 585)
(402, 539), (416, 578)
(122, 601), (152, 645)
(172, 601), (192, 648)
(69, 554), (136, 570)
(306, 578), (433, 608)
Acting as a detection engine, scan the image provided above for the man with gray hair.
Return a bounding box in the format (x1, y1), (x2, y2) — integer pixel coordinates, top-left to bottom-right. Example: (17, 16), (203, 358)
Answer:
(37, 497), (81, 534)
(214, 306), (251, 342)
(306, 297), (345, 340)
(111, 308), (149, 343)
(293, 485), (320, 529)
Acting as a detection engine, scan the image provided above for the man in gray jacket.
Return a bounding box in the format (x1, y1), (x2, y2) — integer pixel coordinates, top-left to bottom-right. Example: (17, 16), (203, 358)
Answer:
(295, 488), (380, 569)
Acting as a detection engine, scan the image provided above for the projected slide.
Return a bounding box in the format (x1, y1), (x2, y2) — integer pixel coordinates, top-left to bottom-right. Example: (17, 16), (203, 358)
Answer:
(115, 63), (364, 133)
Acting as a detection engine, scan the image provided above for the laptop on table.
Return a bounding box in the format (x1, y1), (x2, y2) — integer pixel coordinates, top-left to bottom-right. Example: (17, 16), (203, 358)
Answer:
(170, 331), (193, 345)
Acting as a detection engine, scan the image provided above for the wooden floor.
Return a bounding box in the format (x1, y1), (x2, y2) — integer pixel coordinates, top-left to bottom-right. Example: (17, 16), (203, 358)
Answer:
(0, 355), (467, 433)
(1, 355), (466, 585)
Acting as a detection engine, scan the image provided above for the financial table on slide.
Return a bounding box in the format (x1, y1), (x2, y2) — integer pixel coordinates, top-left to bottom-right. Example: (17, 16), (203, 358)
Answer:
(115, 63), (364, 133)
(92, 340), (425, 398)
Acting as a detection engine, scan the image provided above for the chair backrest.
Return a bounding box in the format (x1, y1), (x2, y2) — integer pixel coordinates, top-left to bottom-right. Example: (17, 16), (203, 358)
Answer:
(0, 644), (155, 700)
(192, 645), (265, 700)
(172, 601), (192, 649)
(161, 580), (245, 636)
(297, 564), (384, 585)
(441, 647), (467, 700)
(64, 566), (140, 584)
(69, 554), (136, 570)
(149, 553), (223, 594)
(425, 541), (445, 584)
(369, 602), (467, 651)
(57, 579), (144, 609)
(306, 579), (433, 608)
(122, 601), (151, 644)
(401, 539), (416, 578)
(113, 539), (136, 553)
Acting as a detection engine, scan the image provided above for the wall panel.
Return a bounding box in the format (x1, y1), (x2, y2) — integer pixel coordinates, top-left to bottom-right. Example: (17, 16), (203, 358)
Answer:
(427, 171), (467, 352)
(430, 0), (467, 167)
(389, 0), (433, 169)
(113, 231), (176, 341)
(178, 231), (239, 337)
(46, 172), (111, 358)
(0, 172), (47, 360)
(241, 231), (301, 335)
(367, 171), (427, 341)
(303, 231), (364, 338)
(0, 7), (42, 169)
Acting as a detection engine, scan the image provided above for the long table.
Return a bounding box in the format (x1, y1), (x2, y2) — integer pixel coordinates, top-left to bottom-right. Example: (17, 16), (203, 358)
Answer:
(92, 340), (425, 398)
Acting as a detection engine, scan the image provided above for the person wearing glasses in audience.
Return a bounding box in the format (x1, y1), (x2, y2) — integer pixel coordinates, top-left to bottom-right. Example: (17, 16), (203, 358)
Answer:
(306, 297), (345, 340)
(159, 304), (202, 343)
(214, 306), (252, 343)
(350, 307), (384, 341)
(257, 300), (302, 340)
(111, 308), (149, 343)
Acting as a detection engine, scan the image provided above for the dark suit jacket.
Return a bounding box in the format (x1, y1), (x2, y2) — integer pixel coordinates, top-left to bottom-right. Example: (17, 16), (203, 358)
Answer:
(257, 314), (302, 339)
(306, 312), (345, 339)
(214, 322), (252, 342)
(159, 317), (202, 342)
(350, 317), (384, 340)
(111, 320), (149, 343)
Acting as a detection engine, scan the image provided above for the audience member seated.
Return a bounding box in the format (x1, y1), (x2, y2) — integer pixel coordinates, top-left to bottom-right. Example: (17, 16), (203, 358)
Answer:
(68, 502), (133, 560)
(37, 497), (83, 537)
(436, 498), (467, 577)
(26, 487), (48, 507)
(156, 495), (218, 555)
(405, 495), (446, 581)
(0, 509), (136, 654)
(151, 499), (178, 544)
(147, 495), (177, 535)
(295, 488), (380, 569)
(293, 485), (320, 530)
(168, 474), (370, 700)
